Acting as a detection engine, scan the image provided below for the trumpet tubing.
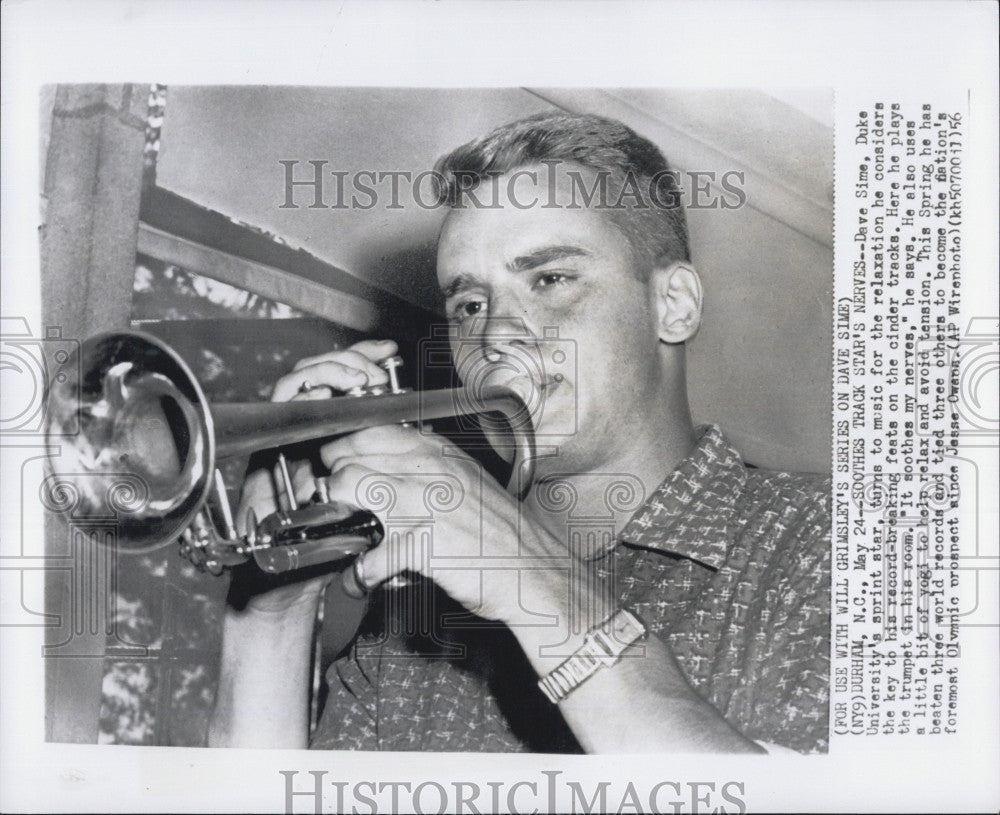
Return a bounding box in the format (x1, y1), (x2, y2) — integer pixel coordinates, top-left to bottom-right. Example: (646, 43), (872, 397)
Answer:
(45, 331), (535, 575)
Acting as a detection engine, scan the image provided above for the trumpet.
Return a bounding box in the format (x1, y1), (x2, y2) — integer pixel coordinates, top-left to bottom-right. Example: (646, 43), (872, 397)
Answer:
(44, 331), (535, 576)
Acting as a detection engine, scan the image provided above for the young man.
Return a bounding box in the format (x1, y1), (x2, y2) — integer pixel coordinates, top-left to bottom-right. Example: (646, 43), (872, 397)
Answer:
(209, 112), (830, 754)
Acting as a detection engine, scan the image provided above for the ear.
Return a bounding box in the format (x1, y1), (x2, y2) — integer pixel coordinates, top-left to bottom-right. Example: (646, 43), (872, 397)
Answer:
(650, 263), (703, 343)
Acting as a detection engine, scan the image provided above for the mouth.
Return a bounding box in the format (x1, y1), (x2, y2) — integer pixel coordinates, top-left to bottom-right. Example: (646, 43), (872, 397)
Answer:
(461, 343), (569, 416)
(482, 371), (563, 414)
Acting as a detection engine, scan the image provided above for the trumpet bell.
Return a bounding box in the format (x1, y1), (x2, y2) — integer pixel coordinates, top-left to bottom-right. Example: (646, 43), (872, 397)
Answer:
(43, 329), (536, 575)
(45, 331), (216, 553)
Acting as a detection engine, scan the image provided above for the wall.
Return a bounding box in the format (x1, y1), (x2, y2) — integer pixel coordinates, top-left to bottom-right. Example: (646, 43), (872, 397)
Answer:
(155, 87), (833, 472)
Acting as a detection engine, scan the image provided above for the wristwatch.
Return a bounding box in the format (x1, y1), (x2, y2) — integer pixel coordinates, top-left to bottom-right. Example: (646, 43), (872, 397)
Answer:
(537, 608), (647, 704)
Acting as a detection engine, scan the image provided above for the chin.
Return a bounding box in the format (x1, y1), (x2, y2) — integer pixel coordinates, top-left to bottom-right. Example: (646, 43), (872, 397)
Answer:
(532, 434), (597, 477)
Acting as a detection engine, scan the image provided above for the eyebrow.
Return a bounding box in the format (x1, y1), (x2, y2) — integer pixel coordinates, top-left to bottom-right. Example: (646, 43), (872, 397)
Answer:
(506, 245), (591, 273)
(441, 245), (592, 299)
(442, 274), (479, 299)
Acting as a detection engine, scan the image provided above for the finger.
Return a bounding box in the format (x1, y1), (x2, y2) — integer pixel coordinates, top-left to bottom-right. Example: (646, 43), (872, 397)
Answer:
(290, 384), (334, 401)
(271, 360), (368, 402)
(323, 453), (431, 486)
(321, 462), (379, 516)
(347, 338), (398, 361)
(319, 425), (422, 468)
(290, 350), (379, 381)
(290, 459), (319, 503)
(362, 518), (442, 587)
(354, 539), (399, 587)
(292, 341), (397, 373)
(344, 526), (425, 592)
(304, 352), (390, 387)
(236, 467), (279, 534)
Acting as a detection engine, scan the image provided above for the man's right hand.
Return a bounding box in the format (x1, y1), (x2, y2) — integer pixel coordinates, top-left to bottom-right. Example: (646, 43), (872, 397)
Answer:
(227, 339), (399, 614)
(272, 339), (399, 402)
(209, 339), (398, 748)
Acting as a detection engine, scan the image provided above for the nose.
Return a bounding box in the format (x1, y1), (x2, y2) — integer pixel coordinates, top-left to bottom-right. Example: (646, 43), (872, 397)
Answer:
(453, 311), (539, 392)
(471, 316), (533, 348)
(466, 318), (538, 376)
(469, 288), (538, 351)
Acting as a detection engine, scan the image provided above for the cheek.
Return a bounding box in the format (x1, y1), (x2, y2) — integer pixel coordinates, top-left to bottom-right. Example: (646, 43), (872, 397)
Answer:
(450, 339), (488, 389)
(578, 314), (660, 395)
(580, 287), (655, 350)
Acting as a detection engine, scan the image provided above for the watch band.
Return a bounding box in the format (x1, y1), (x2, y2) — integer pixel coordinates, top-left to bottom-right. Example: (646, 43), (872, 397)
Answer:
(537, 608), (647, 704)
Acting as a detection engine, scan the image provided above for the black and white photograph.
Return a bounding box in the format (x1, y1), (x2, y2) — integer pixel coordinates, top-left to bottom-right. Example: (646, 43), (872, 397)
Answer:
(2, 3), (997, 813)
(39, 85), (834, 757)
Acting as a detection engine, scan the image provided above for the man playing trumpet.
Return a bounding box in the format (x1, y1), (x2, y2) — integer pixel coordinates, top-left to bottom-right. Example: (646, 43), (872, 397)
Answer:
(209, 112), (830, 754)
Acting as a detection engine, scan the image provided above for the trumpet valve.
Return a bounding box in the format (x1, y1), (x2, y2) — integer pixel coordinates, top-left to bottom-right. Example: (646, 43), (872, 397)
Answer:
(345, 355), (406, 398)
(179, 509), (227, 575)
(178, 507), (253, 575)
(381, 355), (405, 394)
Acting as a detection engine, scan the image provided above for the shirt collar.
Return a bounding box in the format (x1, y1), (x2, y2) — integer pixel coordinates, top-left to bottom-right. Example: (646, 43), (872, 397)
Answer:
(617, 425), (747, 570)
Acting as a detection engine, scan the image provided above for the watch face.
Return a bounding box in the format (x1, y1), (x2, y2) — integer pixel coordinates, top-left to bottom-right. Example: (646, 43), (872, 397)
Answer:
(610, 608), (647, 650)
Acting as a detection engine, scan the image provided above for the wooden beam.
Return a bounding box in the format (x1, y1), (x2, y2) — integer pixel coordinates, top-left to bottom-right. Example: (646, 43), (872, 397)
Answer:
(41, 84), (147, 338)
(139, 185), (443, 342)
(138, 224), (379, 332)
(40, 84), (148, 743)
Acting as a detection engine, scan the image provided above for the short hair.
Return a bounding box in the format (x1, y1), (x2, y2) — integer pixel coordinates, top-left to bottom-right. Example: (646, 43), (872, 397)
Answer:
(433, 111), (690, 276)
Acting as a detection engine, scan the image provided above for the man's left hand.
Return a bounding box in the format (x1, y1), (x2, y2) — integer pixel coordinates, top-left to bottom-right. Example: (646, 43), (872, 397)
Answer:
(318, 424), (572, 626)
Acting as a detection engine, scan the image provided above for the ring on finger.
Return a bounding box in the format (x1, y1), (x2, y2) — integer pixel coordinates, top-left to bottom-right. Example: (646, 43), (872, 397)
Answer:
(342, 553), (371, 599)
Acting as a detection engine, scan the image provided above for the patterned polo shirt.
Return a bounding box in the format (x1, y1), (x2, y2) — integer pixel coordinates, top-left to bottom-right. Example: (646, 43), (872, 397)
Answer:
(310, 425), (831, 754)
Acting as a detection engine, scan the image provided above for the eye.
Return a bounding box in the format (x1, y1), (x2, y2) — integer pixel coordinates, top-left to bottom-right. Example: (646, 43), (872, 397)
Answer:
(448, 296), (488, 323)
(533, 272), (574, 289)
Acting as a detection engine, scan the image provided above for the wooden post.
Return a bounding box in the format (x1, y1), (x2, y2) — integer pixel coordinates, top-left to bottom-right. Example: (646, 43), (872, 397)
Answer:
(41, 84), (147, 743)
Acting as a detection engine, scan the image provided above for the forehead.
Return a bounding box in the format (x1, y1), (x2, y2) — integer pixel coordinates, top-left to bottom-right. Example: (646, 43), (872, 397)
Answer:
(436, 163), (629, 284)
